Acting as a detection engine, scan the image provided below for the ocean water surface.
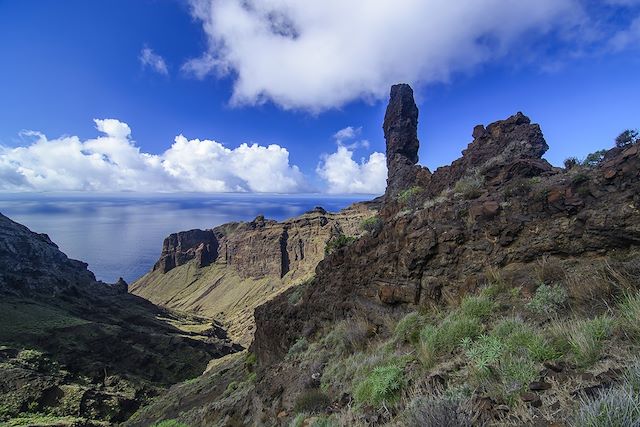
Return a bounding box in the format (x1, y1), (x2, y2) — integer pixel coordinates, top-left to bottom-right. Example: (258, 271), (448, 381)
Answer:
(0, 193), (372, 283)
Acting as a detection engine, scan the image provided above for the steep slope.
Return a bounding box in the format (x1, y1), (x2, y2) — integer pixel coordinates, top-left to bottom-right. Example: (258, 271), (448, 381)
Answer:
(130, 203), (378, 345)
(128, 84), (640, 426)
(0, 213), (241, 425)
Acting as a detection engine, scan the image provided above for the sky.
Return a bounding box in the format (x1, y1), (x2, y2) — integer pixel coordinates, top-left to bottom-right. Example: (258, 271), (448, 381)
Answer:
(0, 0), (639, 195)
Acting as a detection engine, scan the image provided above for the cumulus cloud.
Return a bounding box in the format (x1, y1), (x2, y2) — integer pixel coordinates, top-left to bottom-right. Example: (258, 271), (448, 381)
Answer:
(317, 147), (386, 195)
(139, 47), (169, 75)
(185, 0), (585, 111)
(317, 126), (386, 194)
(0, 120), (307, 193)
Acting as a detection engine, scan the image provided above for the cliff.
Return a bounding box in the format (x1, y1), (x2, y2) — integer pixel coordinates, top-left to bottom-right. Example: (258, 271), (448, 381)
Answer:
(0, 213), (241, 425)
(252, 85), (640, 365)
(130, 202), (378, 345)
(126, 86), (640, 426)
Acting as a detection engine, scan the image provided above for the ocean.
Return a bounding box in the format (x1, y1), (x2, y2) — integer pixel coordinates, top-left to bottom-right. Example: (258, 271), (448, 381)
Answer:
(0, 193), (373, 284)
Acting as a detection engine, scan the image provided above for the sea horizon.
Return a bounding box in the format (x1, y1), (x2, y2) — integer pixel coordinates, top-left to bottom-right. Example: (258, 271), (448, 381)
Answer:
(0, 192), (375, 284)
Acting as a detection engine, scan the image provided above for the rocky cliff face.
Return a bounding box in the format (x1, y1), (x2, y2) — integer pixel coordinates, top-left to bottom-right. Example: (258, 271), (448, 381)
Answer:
(0, 213), (100, 294)
(252, 85), (640, 365)
(131, 202), (378, 345)
(0, 213), (240, 425)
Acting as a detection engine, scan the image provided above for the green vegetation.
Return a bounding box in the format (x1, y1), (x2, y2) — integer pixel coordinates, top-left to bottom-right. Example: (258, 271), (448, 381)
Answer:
(618, 291), (640, 340)
(0, 299), (90, 341)
(548, 315), (614, 368)
(287, 337), (309, 358)
(353, 362), (405, 407)
(397, 186), (423, 209)
(360, 215), (383, 234)
(582, 149), (607, 167)
(615, 129), (639, 148)
(453, 173), (484, 199)
(324, 234), (356, 255)
(526, 283), (568, 315)
(564, 157), (579, 170)
(152, 420), (190, 427)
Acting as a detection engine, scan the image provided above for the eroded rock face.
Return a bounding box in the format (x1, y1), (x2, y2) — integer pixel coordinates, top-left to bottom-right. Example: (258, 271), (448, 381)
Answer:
(0, 213), (97, 294)
(147, 203), (376, 281)
(154, 229), (218, 273)
(252, 85), (640, 368)
(426, 112), (552, 197)
(384, 84), (431, 198)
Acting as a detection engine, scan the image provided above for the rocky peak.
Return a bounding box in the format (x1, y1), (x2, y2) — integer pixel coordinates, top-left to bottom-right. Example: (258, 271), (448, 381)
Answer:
(384, 84), (430, 198)
(425, 111), (552, 197)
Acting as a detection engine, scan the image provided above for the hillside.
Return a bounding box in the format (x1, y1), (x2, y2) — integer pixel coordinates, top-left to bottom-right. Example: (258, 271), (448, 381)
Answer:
(0, 213), (241, 426)
(128, 84), (640, 427)
(130, 204), (378, 346)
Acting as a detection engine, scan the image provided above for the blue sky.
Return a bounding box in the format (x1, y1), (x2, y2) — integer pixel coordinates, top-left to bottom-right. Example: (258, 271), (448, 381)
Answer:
(0, 0), (639, 194)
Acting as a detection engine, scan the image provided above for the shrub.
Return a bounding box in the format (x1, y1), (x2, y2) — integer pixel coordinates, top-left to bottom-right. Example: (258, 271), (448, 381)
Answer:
(573, 386), (640, 427)
(618, 291), (640, 340)
(287, 338), (309, 358)
(394, 312), (427, 344)
(459, 295), (495, 320)
(360, 216), (383, 234)
(418, 315), (483, 368)
(527, 284), (568, 315)
(615, 129), (639, 148)
(582, 150), (607, 167)
(453, 174), (484, 199)
(493, 318), (559, 362)
(398, 186), (424, 210)
(402, 394), (473, 427)
(462, 334), (504, 378)
(353, 363), (404, 407)
(294, 389), (331, 413)
(324, 234), (356, 255)
(564, 157), (579, 170)
(549, 316), (613, 368)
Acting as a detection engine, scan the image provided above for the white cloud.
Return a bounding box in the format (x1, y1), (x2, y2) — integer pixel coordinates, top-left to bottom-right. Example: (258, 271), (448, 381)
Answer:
(139, 47), (169, 75)
(185, 0), (584, 111)
(609, 16), (640, 51)
(0, 120), (307, 193)
(317, 146), (386, 195)
(332, 126), (370, 150)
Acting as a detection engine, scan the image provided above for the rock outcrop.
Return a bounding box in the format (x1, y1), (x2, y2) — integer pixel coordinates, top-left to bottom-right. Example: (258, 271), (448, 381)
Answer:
(154, 229), (219, 273)
(384, 84), (431, 198)
(131, 202), (379, 345)
(252, 85), (640, 368)
(0, 213), (98, 294)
